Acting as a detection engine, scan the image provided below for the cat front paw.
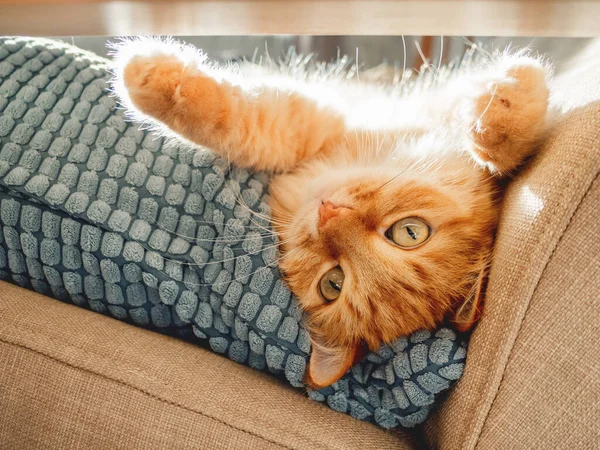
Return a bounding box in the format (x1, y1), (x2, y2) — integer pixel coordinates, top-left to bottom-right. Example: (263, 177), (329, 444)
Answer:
(112, 38), (206, 123)
(122, 54), (186, 118)
(469, 56), (550, 174)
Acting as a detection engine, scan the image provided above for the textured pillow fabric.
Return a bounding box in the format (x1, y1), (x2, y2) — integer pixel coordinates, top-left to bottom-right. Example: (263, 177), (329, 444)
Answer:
(0, 37), (467, 428)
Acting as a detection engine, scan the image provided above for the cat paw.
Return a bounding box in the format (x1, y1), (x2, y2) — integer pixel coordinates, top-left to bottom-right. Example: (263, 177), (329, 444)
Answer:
(112, 38), (207, 122)
(469, 56), (550, 174)
(122, 54), (187, 119)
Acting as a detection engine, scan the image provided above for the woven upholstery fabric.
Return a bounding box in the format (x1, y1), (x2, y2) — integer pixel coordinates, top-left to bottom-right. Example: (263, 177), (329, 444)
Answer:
(0, 36), (466, 428)
(476, 161), (600, 449)
(0, 281), (417, 449)
(424, 39), (600, 449)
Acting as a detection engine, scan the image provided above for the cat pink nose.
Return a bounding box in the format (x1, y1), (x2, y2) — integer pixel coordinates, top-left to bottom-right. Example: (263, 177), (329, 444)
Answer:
(319, 201), (344, 227)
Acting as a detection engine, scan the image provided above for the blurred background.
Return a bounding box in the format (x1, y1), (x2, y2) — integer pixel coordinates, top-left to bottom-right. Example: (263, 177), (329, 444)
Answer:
(53, 36), (593, 74)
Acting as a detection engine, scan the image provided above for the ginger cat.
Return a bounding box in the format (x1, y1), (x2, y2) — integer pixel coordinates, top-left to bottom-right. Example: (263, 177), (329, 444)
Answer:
(113, 38), (549, 388)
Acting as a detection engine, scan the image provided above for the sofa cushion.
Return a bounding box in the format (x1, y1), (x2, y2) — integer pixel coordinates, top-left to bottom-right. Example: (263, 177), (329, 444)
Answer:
(0, 281), (418, 449)
(424, 39), (600, 449)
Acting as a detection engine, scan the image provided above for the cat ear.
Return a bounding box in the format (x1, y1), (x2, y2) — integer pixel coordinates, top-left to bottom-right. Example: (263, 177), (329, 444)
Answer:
(305, 337), (359, 389)
(452, 267), (488, 332)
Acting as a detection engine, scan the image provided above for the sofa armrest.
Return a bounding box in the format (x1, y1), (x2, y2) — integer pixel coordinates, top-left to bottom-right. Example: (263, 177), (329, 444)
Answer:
(0, 282), (418, 450)
(424, 40), (600, 449)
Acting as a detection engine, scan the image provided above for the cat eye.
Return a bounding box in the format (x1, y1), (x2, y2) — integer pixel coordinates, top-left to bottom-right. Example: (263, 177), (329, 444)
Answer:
(319, 266), (345, 302)
(386, 217), (431, 248)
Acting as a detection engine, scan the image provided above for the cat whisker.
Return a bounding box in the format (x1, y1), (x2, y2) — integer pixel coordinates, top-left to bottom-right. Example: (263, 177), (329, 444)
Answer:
(359, 130), (367, 167)
(353, 130), (360, 162)
(182, 243), (306, 288)
(368, 132), (377, 166)
(401, 35), (407, 87)
(374, 132), (389, 164)
(438, 35), (444, 75)
(234, 195), (292, 227)
(145, 234), (307, 289)
(138, 204), (280, 237)
(355, 47), (360, 86)
(375, 151), (432, 192)
(414, 39), (430, 74)
(466, 84), (497, 134)
(459, 36), (492, 59)
(145, 217), (279, 246)
(357, 131), (364, 166)
(373, 132), (381, 165)
(241, 204), (291, 230)
(253, 216), (290, 237)
(137, 231), (302, 270)
(374, 165), (411, 192)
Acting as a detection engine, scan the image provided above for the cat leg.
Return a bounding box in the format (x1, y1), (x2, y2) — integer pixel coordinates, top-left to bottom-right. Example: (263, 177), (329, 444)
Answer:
(465, 56), (550, 175)
(114, 40), (345, 172)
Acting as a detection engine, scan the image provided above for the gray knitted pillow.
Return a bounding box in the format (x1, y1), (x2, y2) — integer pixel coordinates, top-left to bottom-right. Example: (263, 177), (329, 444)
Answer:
(0, 36), (467, 429)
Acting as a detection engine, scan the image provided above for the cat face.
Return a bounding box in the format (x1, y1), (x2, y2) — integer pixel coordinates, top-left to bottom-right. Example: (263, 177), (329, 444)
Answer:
(271, 157), (498, 388)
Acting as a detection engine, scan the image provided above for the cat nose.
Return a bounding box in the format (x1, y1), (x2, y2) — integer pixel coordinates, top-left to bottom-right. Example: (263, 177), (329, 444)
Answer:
(319, 201), (345, 227)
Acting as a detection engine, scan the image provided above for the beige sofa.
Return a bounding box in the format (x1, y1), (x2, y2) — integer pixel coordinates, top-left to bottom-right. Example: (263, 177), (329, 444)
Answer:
(1, 43), (599, 449)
